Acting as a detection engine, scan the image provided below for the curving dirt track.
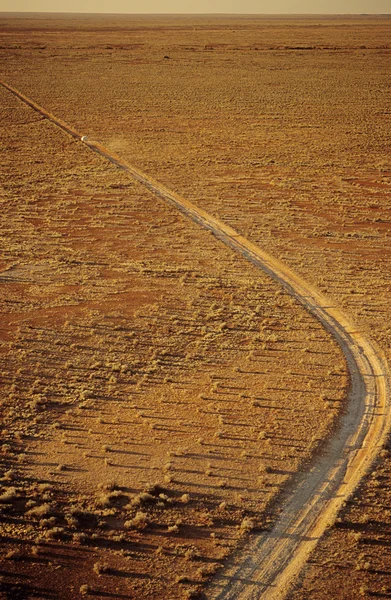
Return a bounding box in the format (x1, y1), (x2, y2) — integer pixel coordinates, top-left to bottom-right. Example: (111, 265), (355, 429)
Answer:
(1, 79), (390, 600)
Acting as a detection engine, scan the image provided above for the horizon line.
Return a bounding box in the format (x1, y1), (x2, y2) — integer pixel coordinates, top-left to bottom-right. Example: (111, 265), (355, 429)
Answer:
(1, 11), (391, 16)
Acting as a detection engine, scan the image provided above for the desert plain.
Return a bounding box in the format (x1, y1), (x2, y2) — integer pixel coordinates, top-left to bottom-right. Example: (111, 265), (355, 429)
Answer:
(0, 12), (391, 600)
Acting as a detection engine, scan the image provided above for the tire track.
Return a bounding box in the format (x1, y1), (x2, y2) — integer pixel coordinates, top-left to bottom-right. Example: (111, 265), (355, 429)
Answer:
(2, 79), (390, 600)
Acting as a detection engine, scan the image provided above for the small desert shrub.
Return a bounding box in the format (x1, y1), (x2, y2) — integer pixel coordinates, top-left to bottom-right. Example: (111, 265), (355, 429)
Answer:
(0, 487), (17, 503)
(73, 532), (88, 544)
(167, 524), (179, 534)
(5, 549), (21, 560)
(97, 490), (127, 508)
(125, 511), (149, 530)
(26, 503), (52, 519)
(175, 574), (191, 584)
(185, 546), (201, 561)
(358, 514), (370, 525)
(80, 584), (91, 596)
(99, 480), (119, 491)
(30, 545), (40, 556)
(66, 515), (79, 528)
(145, 483), (164, 495)
(197, 512), (214, 527)
(239, 517), (256, 533)
(67, 508), (98, 528)
(3, 469), (16, 481)
(40, 517), (57, 529)
(258, 458), (272, 473)
(93, 562), (110, 575)
(184, 589), (202, 600)
(45, 527), (66, 540)
(128, 492), (155, 507)
(37, 483), (53, 494)
(349, 531), (362, 543)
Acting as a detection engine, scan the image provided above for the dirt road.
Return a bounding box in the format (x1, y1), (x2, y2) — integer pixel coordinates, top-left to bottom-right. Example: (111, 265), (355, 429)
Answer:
(1, 79), (390, 600)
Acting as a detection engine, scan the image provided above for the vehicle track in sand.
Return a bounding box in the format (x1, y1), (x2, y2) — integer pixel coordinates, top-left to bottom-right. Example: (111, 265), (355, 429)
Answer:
(1, 79), (390, 600)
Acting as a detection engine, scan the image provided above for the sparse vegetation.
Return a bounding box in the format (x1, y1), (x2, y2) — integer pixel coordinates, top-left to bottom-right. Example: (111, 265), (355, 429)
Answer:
(1, 12), (389, 600)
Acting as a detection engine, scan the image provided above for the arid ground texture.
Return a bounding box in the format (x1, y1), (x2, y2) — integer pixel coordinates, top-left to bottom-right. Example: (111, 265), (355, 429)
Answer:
(1, 13), (391, 600)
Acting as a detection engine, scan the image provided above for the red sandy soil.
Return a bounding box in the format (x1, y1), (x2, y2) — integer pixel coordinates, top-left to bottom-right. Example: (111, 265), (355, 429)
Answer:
(1, 14), (390, 600)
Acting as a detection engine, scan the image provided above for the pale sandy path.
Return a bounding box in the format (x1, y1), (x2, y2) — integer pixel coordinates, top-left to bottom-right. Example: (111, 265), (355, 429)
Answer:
(1, 79), (390, 600)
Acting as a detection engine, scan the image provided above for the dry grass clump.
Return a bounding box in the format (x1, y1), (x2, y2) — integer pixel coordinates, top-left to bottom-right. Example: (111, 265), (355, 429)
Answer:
(96, 489), (129, 508)
(239, 517), (257, 534)
(93, 561), (110, 575)
(44, 526), (66, 540)
(124, 511), (150, 530)
(26, 503), (53, 519)
(0, 486), (18, 503)
(5, 549), (22, 561)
